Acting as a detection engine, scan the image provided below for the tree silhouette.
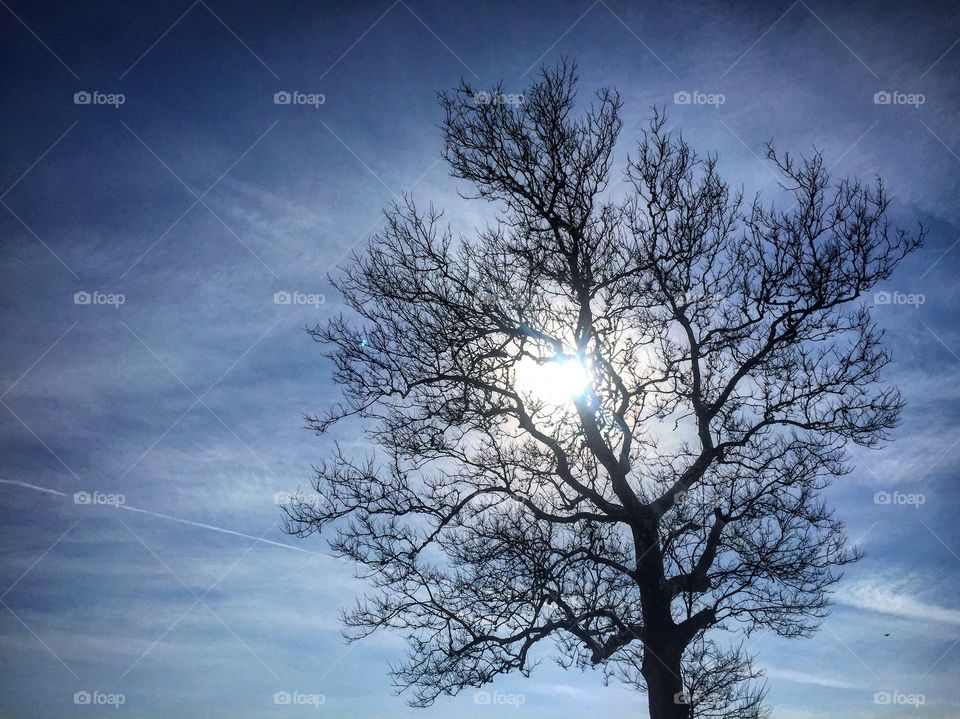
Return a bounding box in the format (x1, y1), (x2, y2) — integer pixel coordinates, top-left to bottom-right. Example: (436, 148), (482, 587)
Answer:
(284, 61), (922, 719)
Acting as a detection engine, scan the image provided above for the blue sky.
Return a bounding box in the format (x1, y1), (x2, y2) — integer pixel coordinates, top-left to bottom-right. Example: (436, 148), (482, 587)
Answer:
(1, 1), (959, 717)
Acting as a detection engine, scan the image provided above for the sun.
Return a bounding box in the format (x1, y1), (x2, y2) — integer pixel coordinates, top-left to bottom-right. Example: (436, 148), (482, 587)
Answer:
(514, 355), (592, 405)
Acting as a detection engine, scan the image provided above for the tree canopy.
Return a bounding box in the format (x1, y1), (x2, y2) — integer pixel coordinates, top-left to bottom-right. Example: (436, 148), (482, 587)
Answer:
(284, 61), (922, 718)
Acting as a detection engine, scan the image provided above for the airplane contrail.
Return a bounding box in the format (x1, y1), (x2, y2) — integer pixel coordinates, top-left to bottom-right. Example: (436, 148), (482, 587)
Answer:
(0, 477), (328, 558)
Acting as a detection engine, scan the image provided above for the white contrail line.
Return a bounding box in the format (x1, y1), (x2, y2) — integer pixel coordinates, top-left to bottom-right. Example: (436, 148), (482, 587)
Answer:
(0, 478), (68, 496)
(0, 478), (327, 558)
(116, 505), (325, 556)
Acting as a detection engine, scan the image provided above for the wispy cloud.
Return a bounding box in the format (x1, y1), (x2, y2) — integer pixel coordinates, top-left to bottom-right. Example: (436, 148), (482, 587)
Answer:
(837, 578), (960, 627)
(763, 666), (865, 690)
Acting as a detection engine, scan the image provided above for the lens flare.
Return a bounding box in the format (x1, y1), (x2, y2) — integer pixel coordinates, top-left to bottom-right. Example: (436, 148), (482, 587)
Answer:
(514, 355), (592, 405)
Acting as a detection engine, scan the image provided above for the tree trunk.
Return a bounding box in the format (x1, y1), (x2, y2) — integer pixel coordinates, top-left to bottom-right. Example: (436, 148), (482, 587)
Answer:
(644, 647), (689, 719)
(633, 522), (691, 719)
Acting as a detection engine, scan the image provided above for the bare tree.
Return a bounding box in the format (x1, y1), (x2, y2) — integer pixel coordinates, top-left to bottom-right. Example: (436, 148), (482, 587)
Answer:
(284, 61), (922, 719)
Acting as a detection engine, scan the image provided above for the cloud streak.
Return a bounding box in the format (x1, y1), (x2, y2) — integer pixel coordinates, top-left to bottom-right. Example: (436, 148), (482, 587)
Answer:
(837, 578), (960, 627)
